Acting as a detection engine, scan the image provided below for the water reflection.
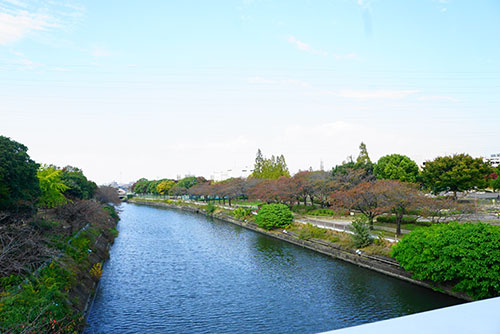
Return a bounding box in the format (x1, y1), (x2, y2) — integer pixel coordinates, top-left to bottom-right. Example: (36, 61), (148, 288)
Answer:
(85, 203), (462, 334)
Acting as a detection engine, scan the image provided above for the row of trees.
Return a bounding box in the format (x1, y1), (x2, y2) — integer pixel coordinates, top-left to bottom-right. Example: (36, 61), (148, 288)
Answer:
(0, 135), (119, 218)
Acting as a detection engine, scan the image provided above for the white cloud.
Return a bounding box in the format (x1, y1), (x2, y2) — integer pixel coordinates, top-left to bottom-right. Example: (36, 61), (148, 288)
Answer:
(0, 11), (54, 45)
(333, 89), (419, 99)
(0, 1), (84, 45)
(287, 35), (328, 56)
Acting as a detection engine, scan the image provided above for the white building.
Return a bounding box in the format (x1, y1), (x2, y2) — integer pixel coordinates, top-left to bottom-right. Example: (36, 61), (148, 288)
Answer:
(486, 153), (500, 168)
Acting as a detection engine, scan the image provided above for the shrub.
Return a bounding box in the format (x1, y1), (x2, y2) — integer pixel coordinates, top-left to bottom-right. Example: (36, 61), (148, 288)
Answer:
(351, 217), (373, 248)
(376, 215), (418, 224)
(297, 223), (327, 240)
(309, 209), (334, 216)
(205, 202), (216, 214)
(232, 207), (253, 219)
(392, 222), (500, 299)
(291, 204), (317, 214)
(103, 206), (120, 221)
(255, 204), (293, 230)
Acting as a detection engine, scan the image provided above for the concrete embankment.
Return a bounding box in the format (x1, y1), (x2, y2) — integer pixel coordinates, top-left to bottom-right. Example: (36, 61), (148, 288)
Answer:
(129, 199), (472, 302)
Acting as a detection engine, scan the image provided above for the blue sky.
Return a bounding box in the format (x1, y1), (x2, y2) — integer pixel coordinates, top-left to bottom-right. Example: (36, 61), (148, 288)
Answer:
(1, 0), (499, 183)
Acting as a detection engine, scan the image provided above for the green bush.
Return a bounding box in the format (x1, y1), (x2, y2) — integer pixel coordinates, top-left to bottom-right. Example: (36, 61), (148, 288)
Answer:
(291, 204), (317, 214)
(256, 204), (293, 230)
(309, 209), (334, 216)
(103, 205), (120, 221)
(232, 207), (253, 219)
(392, 222), (500, 300)
(205, 202), (216, 214)
(298, 223), (327, 240)
(377, 215), (418, 224)
(351, 218), (373, 248)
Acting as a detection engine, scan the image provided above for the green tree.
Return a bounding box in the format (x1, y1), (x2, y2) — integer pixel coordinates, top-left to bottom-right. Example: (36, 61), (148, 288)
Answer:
(491, 176), (500, 192)
(37, 166), (69, 208)
(0, 136), (40, 212)
(157, 179), (176, 195)
(177, 176), (197, 189)
(356, 142), (371, 165)
(60, 166), (97, 200)
(250, 150), (290, 179)
(374, 154), (419, 183)
(255, 203), (293, 230)
(420, 154), (492, 198)
(392, 222), (500, 300)
(351, 217), (373, 248)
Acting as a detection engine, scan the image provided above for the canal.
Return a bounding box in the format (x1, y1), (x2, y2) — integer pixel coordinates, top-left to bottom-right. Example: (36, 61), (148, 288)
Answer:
(84, 203), (461, 334)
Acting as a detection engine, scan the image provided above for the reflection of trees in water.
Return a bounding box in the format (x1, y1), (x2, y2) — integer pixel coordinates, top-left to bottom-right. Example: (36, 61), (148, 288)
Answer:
(254, 236), (296, 266)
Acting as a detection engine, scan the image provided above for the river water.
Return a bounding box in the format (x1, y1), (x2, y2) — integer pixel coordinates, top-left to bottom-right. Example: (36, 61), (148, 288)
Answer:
(84, 203), (461, 334)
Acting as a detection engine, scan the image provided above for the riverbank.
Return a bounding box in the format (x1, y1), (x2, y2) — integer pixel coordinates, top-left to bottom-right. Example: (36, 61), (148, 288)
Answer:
(129, 198), (472, 302)
(0, 202), (120, 333)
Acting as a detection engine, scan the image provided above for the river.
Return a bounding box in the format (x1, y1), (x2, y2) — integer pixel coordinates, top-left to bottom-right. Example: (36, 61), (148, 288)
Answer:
(84, 203), (461, 334)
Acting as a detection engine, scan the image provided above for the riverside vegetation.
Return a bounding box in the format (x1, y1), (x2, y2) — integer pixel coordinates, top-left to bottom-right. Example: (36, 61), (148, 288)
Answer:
(130, 143), (500, 301)
(0, 136), (121, 333)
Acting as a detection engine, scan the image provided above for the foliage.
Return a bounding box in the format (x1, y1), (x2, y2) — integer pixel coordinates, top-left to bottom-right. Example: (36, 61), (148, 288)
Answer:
(392, 222), (500, 300)
(491, 175), (500, 192)
(250, 149), (290, 179)
(255, 203), (293, 230)
(157, 179), (176, 195)
(177, 176), (197, 189)
(60, 166), (97, 200)
(95, 186), (122, 205)
(102, 205), (120, 221)
(90, 262), (103, 280)
(0, 261), (82, 333)
(297, 223), (327, 240)
(232, 207), (253, 219)
(0, 135), (40, 212)
(205, 202), (216, 214)
(308, 208), (334, 216)
(351, 217), (373, 248)
(37, 166), (69, 208)
(374, 154), (419, 183)
(331, 180), (390, 229)
(376, 215), (418, 224)
(291, 204), (317, 214)
(420, 154), (493, 197)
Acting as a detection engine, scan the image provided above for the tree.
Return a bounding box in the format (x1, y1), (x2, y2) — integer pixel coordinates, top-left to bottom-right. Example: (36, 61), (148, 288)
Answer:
(351, 217), (373, 248)
(250, 150), (290, 179)
(356, 142), (371, 165)
(374, 154), (419, 183)
(37, 166), (69, 208)
(380, 180), (424, 235)
(177, 176), (197, 189)
(331, 180), (389, 229)
(60, 166), (97, 200)
(420, 154), (493, 199)
(392, 222), (500, 300)
(95, 186), (121, 206)
(132, 178), (150, 194)
(255, 203), (293, 230)
(157, 179), (176, 195)
(0, 136), (40, 212)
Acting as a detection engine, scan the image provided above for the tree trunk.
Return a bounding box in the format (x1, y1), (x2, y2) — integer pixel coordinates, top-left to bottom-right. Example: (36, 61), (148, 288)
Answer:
(228, 198), (231, 207)
(369, 216), (374, 230)
(396, 214), (402, 235)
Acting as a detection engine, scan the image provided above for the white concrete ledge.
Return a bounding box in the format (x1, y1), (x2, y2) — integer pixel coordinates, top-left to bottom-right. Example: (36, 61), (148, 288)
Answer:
(321, 297), (500, 334)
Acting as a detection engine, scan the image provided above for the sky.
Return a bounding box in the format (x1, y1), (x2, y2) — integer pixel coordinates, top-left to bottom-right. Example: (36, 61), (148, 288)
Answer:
(1, 0), (499, 184)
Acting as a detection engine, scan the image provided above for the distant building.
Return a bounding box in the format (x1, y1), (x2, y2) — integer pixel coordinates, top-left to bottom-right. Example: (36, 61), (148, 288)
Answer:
(486, 154), (500, 168)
